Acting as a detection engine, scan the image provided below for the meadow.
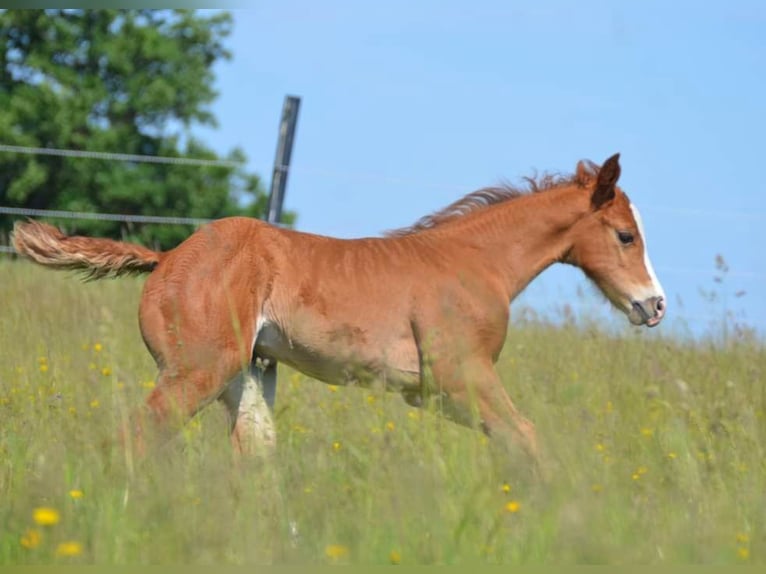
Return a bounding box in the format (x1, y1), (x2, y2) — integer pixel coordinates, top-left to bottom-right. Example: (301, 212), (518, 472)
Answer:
(0, 259), (763, 564)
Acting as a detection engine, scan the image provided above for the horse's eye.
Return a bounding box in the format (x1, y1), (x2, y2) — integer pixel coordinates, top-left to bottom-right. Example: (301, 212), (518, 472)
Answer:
(617, 231), (634, 245)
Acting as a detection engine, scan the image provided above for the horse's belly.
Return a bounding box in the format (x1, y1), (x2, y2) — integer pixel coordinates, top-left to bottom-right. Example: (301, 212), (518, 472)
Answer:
(254, 321), (419, 390)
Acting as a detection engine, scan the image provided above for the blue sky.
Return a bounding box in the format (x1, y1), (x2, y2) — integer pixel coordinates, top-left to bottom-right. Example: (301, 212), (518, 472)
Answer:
(196, 0), (765, 338)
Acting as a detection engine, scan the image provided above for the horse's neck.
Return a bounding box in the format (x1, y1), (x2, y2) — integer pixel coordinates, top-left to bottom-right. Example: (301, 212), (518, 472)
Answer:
(441, 184), (590, 301)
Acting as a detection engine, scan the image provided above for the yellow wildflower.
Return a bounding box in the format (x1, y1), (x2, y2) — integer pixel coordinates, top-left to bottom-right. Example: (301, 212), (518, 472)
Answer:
(328, 385), (339, 392)
(56, 541), (83, 557)
(389, 549), (401, 564)
(20, 528), (41, 549)
(332, 441), (342, 452)
(594, 443), (605, 452)
(667, 452), (678, 459)
(640, 428), (654, 437)
(69, 489), (84, 499)
(385, 421), (395, 432)
(504, 500), (521, 513)
(142, 380), (155, 389)
(89, 399), (99, 409)
(366, 395), (376, 404)
(501, 483), (511, 494)
(737, 547), (749, 560)
(33, 507), (60, 526)
(39, 364), (49, 373)
(101, 367), (111, 377)
(325, 544), (349, 560)
(736, 533), (749, 544)
(93, 343), (103, 352)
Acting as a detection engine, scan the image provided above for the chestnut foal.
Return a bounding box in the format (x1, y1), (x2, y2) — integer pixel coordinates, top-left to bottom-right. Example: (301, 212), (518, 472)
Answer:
(12, 153), (665, 460)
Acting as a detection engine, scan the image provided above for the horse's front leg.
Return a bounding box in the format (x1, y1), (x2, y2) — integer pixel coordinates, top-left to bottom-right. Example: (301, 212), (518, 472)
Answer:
(426, 356), (539, 462)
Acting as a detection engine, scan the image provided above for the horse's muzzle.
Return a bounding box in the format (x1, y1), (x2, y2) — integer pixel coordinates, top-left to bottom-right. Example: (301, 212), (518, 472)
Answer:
(631, 296), (666, 327)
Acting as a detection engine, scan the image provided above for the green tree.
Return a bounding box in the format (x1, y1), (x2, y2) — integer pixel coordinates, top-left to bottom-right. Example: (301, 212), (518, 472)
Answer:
(0, 9), (292, 249)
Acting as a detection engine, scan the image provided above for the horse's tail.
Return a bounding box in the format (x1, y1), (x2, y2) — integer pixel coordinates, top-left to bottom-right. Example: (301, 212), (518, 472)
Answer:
(11, 220), (162, 280)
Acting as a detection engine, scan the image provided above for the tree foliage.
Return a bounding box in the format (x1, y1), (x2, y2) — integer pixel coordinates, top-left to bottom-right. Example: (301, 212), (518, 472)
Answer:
(0, 9), (291, 249)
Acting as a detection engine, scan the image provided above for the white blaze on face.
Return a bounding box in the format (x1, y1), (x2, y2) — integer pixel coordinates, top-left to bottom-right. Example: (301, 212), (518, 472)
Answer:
(629, 203), (665, 301)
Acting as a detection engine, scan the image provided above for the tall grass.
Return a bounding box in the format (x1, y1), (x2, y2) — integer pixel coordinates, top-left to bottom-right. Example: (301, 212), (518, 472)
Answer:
(1, 260), (763, 564)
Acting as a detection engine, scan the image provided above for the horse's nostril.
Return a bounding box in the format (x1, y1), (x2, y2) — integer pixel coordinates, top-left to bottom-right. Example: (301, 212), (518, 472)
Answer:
(656, 297), (665, 313)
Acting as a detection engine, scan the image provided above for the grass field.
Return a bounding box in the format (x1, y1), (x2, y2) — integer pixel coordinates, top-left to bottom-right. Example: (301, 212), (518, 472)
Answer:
(1, 260), (764, 564)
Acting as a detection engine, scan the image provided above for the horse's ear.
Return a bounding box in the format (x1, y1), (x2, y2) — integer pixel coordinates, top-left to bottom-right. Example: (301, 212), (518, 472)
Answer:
(591, 153), (621, 210)
(575, 160), (591, 184)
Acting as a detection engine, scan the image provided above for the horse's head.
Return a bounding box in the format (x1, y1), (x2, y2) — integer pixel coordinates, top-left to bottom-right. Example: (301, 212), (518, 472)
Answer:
(566, 153), (666, 327)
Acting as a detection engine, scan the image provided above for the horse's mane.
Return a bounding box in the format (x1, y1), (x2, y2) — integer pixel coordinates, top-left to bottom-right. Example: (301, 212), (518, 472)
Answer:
(385, 160), (600, 237)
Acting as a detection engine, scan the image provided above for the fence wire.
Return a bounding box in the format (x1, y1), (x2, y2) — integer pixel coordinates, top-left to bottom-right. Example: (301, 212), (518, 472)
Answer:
(0, 206), (211, 226)
(0, 143), (242, 168)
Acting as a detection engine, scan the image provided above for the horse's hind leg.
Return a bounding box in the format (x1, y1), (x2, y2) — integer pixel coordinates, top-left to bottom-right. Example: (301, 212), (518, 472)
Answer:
(125, 367), (228, 456)
(257, 357), (277, 411)
(219, 359), (277, 457)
